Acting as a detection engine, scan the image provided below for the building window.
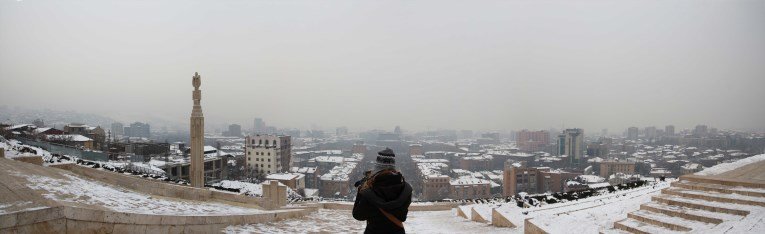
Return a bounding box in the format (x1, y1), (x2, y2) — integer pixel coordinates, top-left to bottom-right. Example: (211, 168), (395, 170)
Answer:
(273, 140), (277, 145)
(268, 159), (271, 162)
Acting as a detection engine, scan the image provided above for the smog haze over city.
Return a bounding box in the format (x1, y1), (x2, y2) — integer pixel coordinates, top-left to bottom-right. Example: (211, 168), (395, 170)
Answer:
(2, 0), (764, 133)
(4, 1), (765, 234)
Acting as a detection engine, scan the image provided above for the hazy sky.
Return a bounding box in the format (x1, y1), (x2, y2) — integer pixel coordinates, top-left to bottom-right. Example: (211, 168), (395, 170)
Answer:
(1, 0), (764, 132)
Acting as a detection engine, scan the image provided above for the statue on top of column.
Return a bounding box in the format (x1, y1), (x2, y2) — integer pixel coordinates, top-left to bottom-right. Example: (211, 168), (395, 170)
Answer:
(193, 72), (201, 90)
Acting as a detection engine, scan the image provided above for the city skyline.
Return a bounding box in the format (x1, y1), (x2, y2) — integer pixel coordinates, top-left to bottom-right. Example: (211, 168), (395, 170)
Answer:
(2, 1), (765, 233)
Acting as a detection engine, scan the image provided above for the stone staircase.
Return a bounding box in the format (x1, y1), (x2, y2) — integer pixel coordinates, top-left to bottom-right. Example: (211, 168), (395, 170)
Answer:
(612, 176), (765, 233)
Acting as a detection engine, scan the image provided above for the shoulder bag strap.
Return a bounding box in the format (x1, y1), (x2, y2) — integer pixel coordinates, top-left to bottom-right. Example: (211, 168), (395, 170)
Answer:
(378, 207), (405, 229)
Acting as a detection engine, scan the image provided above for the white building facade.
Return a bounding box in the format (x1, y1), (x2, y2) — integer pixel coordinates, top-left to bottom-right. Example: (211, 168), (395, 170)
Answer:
(245, 134), (292, 176)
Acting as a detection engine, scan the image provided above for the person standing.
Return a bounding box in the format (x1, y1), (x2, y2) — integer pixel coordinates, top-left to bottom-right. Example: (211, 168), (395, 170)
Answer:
(353, 148), (412, 234)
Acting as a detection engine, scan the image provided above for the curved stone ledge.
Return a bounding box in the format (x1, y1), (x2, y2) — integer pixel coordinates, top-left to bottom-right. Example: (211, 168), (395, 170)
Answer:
(50, 163), (277, 209)
(318, 201), (460, 211)
(1, 206), (314, 233)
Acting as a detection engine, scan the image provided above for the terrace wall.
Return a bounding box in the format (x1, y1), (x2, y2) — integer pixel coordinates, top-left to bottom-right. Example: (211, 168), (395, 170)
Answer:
(50, 163), (288, 209)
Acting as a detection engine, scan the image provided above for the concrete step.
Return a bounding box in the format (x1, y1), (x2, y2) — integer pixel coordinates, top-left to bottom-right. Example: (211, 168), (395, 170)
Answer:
(640, 202), (743, 224)
(680, 175), (765, 189)
(628, 210), (715, 231)
(651, 194), (750, 216)
(662, 187), (765, 207)
(672, 180), (765, 198)
(599, 228), (632, 234)
(614, 218), (683, 234)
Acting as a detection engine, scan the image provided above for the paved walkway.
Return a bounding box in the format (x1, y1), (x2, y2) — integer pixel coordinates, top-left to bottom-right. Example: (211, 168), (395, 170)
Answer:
(225, 209), (513, 234)
(0, 158), (58, 214)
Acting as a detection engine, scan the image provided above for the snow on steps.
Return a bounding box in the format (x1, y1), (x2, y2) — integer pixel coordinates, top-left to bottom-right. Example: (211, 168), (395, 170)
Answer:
(599, 229), (632, 234)
(661, 187), (765, 207)
(639, 202), (744, 224)
(651, 194), (750, 216)
(613, 172), (765, 234)
(627, 210), (714, 231)
(671, 180), (765, 198)
(681, 174), (765, 189)
(614, 218), (683, 234)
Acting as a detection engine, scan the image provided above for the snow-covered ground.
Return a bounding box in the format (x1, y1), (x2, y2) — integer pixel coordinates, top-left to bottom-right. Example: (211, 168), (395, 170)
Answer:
(0, 139), (53, 160)
(10, 171), (271, 216)
(529, 181), (671, 233)
(225, 209), (510, 234)
(695, 154), (765, 176)
(213, 180), (264, 197)
(211, 180), (303, 200)
(462, 180), (672, 233)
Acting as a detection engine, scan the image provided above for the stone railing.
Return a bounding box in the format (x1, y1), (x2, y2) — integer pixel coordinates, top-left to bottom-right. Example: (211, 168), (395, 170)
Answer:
(50, 163), (287, 210)
(0, 205), (313, 233)
(319, 201), (460, 211)
(11, 156), (43, 165)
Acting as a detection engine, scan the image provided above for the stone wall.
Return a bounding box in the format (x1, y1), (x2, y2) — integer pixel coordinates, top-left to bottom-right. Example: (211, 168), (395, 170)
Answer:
(1, 159), (313, 233)
(51, 163), (277, 209)
(12, 156), (43, 165)
(0, 205), (315, 233)
(524, 218), (549, 234)
(319, 202), (460, 211)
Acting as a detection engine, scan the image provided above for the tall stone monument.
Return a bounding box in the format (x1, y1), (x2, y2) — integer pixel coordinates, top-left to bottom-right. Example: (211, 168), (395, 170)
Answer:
(190, 72), (205, 188)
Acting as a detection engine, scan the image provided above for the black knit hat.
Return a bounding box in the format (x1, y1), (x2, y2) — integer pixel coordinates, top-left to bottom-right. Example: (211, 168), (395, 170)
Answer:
(375, 148), (396, 172)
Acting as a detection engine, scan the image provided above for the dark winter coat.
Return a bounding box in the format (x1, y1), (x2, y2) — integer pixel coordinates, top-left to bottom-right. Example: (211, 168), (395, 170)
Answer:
(352, 175), (413, 234)
(354, 178), (367, 188)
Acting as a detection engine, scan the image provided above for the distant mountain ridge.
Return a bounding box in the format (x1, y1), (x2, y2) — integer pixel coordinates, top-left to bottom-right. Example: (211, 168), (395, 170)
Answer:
(0, 106), (116, 128)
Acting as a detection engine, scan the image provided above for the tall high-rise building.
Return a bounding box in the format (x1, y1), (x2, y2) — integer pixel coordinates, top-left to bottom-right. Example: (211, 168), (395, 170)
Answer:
(516, 130), (550, 152)
(124, 122), (150, 138)
(224, 124), (242, 137)
(558, 129), (584, 164)
(245, 134), (292, 175)
(626, 127), (639, 140)
(336, 127), (349, 136)
(644, 126), (657, 139)
(111, 122), (124, 138)
(665, 125), (675, 136)
(253, 118), (266, 133)
(694, 125), (708, 136)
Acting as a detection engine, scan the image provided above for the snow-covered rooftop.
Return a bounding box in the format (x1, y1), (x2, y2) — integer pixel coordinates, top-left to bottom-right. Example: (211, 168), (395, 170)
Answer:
(319, 162), (357, 181)
(266, 173), (305, 181)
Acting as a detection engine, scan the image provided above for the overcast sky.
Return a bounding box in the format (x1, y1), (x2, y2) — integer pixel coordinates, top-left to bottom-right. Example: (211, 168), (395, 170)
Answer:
(1, 0), (763, 132)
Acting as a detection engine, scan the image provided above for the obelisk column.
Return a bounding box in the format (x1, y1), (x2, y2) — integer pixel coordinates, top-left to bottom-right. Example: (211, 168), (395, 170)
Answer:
(190, 72), (205, 188)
